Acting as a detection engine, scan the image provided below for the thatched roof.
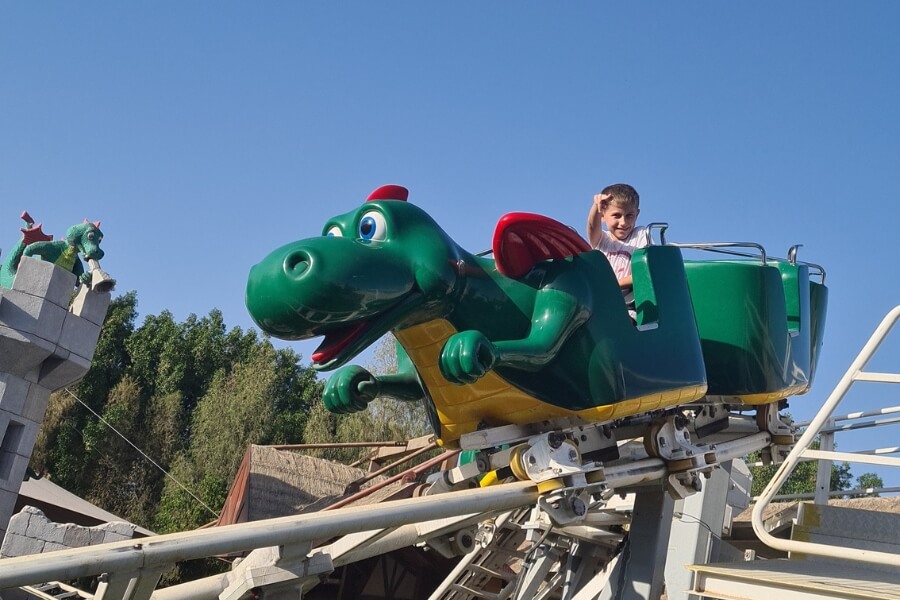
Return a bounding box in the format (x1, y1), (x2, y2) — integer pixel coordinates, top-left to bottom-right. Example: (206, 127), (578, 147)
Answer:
(735, 496), (900, 523)
(217, 445), (398, 526)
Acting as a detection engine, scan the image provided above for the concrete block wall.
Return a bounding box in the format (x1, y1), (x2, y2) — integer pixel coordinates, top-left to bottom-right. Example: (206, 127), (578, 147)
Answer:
(0, 506), (135, 558)
(0, 257), (110, 542)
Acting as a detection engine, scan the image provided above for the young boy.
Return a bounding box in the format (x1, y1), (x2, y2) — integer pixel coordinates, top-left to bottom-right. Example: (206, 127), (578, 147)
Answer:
(586, 183), (650, 312)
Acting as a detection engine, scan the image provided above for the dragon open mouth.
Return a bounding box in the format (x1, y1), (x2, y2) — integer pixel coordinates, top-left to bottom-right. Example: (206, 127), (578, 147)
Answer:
(308, 291), (430, 369)
(311, 321), (369, 366)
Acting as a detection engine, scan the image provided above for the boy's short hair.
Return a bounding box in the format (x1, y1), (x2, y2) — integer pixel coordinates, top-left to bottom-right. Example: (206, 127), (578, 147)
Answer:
(599, 183), (640, 212)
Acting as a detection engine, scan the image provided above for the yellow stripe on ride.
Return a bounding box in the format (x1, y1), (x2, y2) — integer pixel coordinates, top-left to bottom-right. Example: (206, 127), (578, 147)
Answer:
(396, 319), (706, 445)
(726, 384), (811, 405)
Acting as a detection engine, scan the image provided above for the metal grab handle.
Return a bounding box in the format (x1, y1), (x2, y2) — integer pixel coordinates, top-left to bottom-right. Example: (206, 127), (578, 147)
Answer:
(803, 261), (827, 284)
(647, 222), (669, 246)
(663, 241), (768, 265)
(787, 244), (827, 283)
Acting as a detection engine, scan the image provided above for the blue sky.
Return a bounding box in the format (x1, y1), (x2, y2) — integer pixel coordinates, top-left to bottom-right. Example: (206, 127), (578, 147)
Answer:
(3, 4), (898, 482)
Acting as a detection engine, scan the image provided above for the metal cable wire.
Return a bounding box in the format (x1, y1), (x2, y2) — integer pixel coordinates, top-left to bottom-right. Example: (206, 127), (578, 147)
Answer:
(64, 387), (219, 519)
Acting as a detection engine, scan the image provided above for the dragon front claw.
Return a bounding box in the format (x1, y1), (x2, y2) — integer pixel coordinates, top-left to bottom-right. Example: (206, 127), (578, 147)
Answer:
(439, 330), (497, 385)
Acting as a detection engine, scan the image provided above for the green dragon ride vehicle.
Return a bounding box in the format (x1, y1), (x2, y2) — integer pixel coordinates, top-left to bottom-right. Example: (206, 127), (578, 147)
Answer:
(246, 185), (826, 447)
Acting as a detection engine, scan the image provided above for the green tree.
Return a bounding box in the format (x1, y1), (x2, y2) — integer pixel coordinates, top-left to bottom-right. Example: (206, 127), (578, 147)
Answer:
(365, 334), (430, 439)
(31, 292), (321, 535)
(80, 376), (145, 521)
(268, 344), (320, 445)
(126, 310), (184, 402)
(154, 343), (311, 533)
(30, 390), (78, 482)
(852, 472), (885, 498)
(77, 291), (138, 410)
(31, 293), (139, 494)
(301, 335), (432, 465)
(748, 438), (854, 497)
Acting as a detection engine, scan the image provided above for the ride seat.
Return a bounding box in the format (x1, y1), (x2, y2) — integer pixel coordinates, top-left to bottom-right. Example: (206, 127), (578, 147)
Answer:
(683, 259), (816, 404)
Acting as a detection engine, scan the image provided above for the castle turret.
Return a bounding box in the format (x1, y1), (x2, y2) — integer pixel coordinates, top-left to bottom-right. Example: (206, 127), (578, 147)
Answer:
(0, 257), (110, 540)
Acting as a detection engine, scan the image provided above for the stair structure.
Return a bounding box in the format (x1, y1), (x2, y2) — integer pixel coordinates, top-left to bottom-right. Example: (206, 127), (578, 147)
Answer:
(20, 582), (94, 600)
(429, 507), (531, 600)
(689, 306), (900, 600)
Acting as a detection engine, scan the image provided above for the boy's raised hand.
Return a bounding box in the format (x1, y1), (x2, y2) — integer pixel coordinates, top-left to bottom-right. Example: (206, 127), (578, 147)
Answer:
(594, 193), (611, 211)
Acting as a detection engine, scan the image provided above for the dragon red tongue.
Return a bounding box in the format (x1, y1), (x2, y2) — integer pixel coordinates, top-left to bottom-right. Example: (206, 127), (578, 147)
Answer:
(311, 322), (368, 365)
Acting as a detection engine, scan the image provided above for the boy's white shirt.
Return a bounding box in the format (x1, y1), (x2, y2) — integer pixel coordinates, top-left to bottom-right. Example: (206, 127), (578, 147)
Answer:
(594, 225), (651, 282)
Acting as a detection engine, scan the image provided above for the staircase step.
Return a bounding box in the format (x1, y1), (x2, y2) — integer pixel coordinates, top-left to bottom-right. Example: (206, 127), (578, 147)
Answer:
(470, 563), (515, 581)
(450, 582), (500, 599)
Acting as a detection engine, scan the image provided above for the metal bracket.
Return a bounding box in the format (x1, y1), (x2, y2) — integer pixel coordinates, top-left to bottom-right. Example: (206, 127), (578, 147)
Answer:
(645, 414), (723, 499)
(537, 488), (592, 527)
(757, 403), (796, 465)
(691, 403), (731, 438)
(425, 455), (485, 493)
(519, 432), (583, 483)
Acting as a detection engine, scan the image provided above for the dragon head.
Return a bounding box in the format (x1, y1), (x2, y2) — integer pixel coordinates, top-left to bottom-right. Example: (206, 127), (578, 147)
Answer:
(67, 220), (105, 261)
(246, 185), (463, 370)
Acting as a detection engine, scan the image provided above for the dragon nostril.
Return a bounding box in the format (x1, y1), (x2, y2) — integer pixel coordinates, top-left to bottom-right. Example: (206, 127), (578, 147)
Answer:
(284, 250), (311, 279)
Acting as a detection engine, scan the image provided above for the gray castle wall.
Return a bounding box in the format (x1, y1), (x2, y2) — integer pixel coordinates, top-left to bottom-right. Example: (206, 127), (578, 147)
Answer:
(0, 257), (110, 541)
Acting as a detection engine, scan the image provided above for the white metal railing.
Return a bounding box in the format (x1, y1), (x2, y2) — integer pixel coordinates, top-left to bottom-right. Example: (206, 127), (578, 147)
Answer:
(752, 305), (900, 567)
(758, 486), (900, 502)
(749, 405), (900, 502)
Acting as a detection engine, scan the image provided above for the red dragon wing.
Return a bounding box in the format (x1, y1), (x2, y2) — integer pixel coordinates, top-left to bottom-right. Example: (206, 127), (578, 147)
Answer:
(19, 211), (53, 245)
(492, 212), (591, 278)
(21, 225), (53, 246)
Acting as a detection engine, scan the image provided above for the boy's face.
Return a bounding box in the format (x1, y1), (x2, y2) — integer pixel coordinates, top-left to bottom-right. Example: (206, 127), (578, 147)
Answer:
(602, 201), (640, 241)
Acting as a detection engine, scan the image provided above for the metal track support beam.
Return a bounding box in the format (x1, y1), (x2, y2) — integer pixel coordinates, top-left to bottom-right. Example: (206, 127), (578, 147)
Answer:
(664, 462), (734, 600)
(597, 485), (674, 600)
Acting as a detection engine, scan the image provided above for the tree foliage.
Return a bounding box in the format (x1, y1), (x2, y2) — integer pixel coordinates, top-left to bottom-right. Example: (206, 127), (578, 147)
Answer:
(155, 345), (293, 532)
(30, 299), (444, 588)
(747, 439), (883, 496)
(31, 292), (321, 535)
(301, 334), (431, 465)
(852, 472), (885, 498)
(364, 334), (430, 440)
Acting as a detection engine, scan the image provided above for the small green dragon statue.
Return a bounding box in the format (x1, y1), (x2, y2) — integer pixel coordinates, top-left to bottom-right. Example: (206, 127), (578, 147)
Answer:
(246, 185), (709, 446)
(0, 211), (106, 289)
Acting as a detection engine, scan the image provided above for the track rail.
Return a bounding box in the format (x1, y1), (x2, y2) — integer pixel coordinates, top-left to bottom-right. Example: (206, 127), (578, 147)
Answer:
(0, 423), (773, 598)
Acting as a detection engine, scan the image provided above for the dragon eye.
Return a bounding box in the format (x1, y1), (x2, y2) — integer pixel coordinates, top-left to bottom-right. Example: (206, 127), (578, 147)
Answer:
(358, 211), (387, 241)
(325, 226), (343, 237)
(88, 232), (95, 240)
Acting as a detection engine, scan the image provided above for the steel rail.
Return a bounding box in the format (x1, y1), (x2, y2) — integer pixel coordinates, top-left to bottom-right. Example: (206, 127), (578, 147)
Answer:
(0, 481), (539, 589)
(0, 421), (774, 593)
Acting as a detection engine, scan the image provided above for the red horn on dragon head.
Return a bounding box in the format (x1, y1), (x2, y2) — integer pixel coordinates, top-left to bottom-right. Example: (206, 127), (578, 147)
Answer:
(366, 185), (409, 202)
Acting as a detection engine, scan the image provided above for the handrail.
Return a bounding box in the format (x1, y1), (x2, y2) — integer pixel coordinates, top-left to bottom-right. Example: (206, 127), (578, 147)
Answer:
(751, 305), (900, 567)
(658, 233), (827, 283)
(756, 485), (900, 502)
(482, 223), (829, 284)
(646, 222), (669, 246)
(801, 261), (827, 284)
(662, 241), (768, 265)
